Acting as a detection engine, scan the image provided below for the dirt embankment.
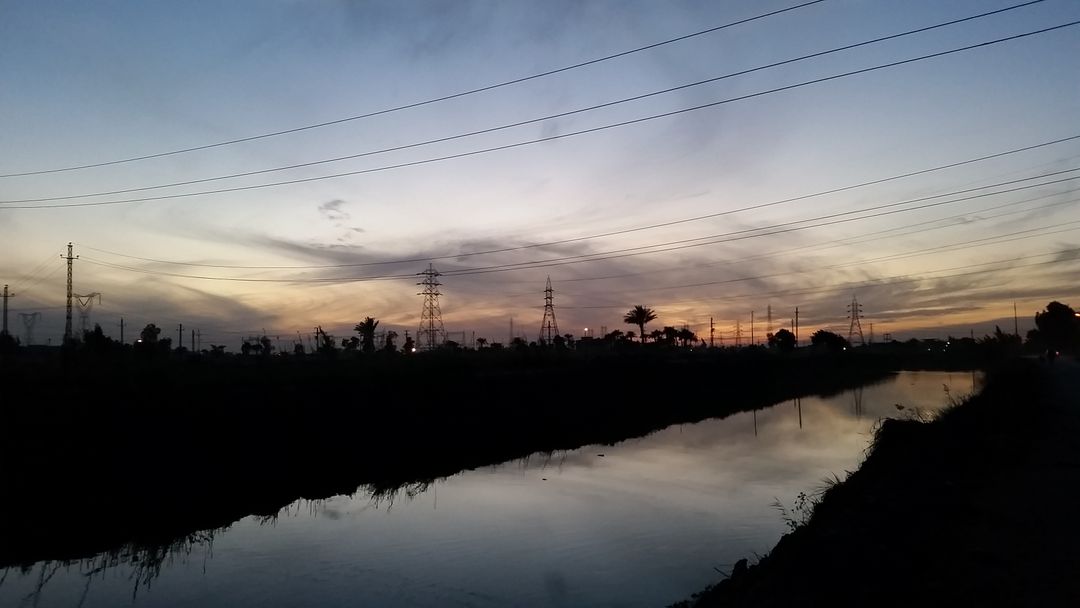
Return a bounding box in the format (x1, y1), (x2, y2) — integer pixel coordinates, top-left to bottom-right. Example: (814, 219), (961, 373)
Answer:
(676, 359), (1080, 607)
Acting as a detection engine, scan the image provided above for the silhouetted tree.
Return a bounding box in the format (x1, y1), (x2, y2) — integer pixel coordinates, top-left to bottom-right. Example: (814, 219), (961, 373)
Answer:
(259, 335), (274, 356)
(624, 305), (658, 342)
(341, 336), (360, 352)
(354, 317), (379, 353)
(1032, 301), (1080, 354)
(677, 327), (696, 347)
(811, 330), (849, 352)
(978, 325), (1021, 360)
(293, 342), (305, 355)
(604, 329), (625, 342)
(402, 335), (416, 353)
(769, 328), (797, 353)
(82, 324), (117, 354)
(139, 323), (161, 344)
(475, 337), (487, 349)
(383, 330), (398, 352)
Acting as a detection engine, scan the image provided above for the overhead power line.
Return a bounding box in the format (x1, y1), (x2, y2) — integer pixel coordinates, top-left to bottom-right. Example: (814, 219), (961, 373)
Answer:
(4, 20), (1077, 211)
(3, 0), (1044, 204)
(73, 134), (1080, 269)
(561, 249), (1080, 310)
(77, 170), (1079, 284)
(0, 0), (830, 178)
(548, 188), (1080, 286)
(433, 172), (1080, 277)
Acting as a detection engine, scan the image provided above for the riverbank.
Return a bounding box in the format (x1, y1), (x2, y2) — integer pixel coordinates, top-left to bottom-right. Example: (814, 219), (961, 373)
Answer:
(674, 358), (1080, 607)
(1, 348), (916, 569)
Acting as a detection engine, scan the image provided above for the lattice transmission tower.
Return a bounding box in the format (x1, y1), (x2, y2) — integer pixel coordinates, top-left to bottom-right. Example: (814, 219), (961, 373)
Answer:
(19, 312), (40, 345)
(416, 263), (446, 351)
(539, 276), (559, 344)
(74, 292), (101, 335)
(847, 295), (865, 346)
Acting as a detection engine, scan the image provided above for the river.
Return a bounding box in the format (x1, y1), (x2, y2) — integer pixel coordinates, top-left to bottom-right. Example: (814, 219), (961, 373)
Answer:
(0, 370), (977, 607)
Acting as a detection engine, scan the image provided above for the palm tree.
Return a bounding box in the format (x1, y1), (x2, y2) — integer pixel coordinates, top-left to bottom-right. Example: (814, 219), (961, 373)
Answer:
(475, 337), (488, 349)
(354, 317), (379, 353)
(623, 305), (658, 343)
(677, 327), (696, 347)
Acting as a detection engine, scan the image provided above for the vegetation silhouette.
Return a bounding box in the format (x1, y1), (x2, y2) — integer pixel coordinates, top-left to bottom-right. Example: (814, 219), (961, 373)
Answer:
(1027, 300), (1080, 355)
(768, 328), (797, 353)
(810, 329), (850, 352)
(354, 316), (379, 353)
(623, 305), (658, 343)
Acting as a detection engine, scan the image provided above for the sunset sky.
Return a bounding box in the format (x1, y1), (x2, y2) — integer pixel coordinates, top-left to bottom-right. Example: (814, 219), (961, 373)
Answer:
(2, 0), (1079, 348)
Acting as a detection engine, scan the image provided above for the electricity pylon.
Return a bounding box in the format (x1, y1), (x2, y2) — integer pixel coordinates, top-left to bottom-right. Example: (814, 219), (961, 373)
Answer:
(539, 276), (559, 344)
(416, 264), (446, 351)
(74, 292), (102, 336)
(847, 295), (865, 346)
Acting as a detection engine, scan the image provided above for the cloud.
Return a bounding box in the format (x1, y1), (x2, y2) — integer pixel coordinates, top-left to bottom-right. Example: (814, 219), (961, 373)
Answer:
(318, 199), (350, 222)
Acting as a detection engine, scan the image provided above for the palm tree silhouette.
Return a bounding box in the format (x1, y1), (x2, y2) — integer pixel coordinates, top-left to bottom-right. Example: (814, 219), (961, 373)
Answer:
(354, 317), (379, 353)
(623, 305), (658, 343)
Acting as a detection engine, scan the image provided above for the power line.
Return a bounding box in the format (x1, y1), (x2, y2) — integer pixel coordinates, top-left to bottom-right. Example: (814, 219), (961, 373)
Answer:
(615, 220), (1080, 297)
(0, 0), (830, 178)
(545, 189), (1080, 285)
(5, 20), (1077, 211)
(434, 172), (1080, 277)
(3, 1), (1044, 204)
(76, 170), (1079, 284)
(71, 135), (1080, 270)
(560, 248), (1080, 310)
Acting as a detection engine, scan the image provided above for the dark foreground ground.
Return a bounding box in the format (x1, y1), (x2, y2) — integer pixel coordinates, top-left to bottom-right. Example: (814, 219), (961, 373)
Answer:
(675, 358), (1080, 607)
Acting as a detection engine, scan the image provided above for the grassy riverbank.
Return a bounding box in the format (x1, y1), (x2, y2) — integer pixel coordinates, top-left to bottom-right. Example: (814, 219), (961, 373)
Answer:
(674, 358), (1080, 606)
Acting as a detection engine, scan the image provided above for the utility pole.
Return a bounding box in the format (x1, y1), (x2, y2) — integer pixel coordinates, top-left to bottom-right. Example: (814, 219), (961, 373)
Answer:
(735, 321), (742, 347)
(120, 317), (125, 344)
(191, 329), (195, 352)
(766, 304), (772, 337)
(178, 323), (183, 350)
(62, 242), (78, 342)
(795, 307), (800, 346)
(750, 311), (755, 346)
(709, 316), (715, 348)
(1010, 302), (1019, 341)
(1, 284), (11, 336)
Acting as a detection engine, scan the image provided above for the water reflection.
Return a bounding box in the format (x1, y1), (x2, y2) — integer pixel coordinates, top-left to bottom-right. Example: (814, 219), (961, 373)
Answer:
(1, 371), (976, 608)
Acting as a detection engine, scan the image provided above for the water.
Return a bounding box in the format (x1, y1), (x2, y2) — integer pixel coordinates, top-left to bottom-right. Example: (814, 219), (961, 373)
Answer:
(0, 371), (977, 607)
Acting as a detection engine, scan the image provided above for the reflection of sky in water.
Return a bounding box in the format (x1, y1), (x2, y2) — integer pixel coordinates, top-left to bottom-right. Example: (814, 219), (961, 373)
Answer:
(1, 371), (976, 607)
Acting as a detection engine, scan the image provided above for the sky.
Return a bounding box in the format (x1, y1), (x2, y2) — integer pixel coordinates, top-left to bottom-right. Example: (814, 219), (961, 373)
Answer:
(1, 0), (1079, 349)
